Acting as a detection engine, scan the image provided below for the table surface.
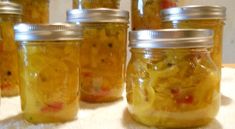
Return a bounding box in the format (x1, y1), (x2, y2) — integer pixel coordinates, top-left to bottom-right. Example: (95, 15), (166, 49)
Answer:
(0, 68), (235, 129)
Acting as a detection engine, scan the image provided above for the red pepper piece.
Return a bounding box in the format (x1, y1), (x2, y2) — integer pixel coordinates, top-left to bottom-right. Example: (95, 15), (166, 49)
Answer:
(183, 95), (194, 104)
(41, 102), (63, 112)
(82, 72), (93, 77)
(161, 0), (177, 9)
(176, 95), (194, 104)
(170, 87), (180, 95)
(1, 82), (12, 89)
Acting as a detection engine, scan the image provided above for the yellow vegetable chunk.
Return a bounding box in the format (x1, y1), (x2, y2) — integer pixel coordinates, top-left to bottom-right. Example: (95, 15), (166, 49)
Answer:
(80, 23), (127, 102)
(0, 15), (20, 97)
(163, 19), (224, 74)
(73, 0), (120, 9)
(126, 48), (220, 128)
(18, 42), (80, 123)
(12, 0), (49, 23)
(131, 0), (177, 30)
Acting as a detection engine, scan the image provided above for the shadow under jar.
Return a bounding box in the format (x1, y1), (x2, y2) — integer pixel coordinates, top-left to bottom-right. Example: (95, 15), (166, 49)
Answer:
(67, 9), (129, 102)
(131, 0), (177, 30)
(73, 0), (120, 9)
(126, 29), (220, 128)
(11, 0), (49, 23)
(14, 24), (83, 123)
(161, 5), (226, 75)
(0, 1), (22, 97)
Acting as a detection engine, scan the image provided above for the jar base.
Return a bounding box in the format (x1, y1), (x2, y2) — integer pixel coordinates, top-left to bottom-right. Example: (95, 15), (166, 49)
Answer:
(81, 94), (122, 103)
(129, 111), (214, 128)
(23, 113), (77, 124)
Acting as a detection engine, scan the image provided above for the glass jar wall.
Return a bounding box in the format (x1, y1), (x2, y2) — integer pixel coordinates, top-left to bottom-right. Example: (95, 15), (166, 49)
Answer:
(67, 9), (129, 102)
(14, 24), (82, 123)
(126, 29), (220, 128)
(0, 1), (22, 97)
(131, 0), (177, 30)
(73, 0), (120, 9)
(161, 5), (226, 73)
(11, 0), (49, 23)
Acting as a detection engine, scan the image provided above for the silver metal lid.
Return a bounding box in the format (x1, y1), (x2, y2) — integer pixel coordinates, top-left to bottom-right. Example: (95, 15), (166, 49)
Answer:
(161, 5), (226, 21)
(129, 29), (214, 48)
(0, 1), (22, 15)
(67, 8), (129, 23)
(14, 23), (83, 42)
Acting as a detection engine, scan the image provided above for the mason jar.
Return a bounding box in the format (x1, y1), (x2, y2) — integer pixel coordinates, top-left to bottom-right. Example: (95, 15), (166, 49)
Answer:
(0, 1), (22, 97)
(14, 23), (82, 123)
(73, 0), (120, 9)
(11, 0), (49, 23)
(161, 5), (226, 74)
(67, 9), (129, 102)
(126, 29), (220, 128)
(131, 0), (177, 30)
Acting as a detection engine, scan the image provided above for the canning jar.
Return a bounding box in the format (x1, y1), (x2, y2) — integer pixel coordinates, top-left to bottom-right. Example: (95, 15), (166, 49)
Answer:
(131, 0), (177, 30)
(126, 29), (220, 128)
(11, 0), (49, 23)
(67, 9), (129, 102)
(73, 0), (120, 9)
(0, 1), (22, 97)
(161, 5), (226, 73)
(14, 24), (82, 123)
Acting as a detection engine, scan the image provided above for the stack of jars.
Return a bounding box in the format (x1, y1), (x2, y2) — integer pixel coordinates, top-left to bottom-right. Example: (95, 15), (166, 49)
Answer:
(0, 0), (228, 128)
(0, 0), (130, 124)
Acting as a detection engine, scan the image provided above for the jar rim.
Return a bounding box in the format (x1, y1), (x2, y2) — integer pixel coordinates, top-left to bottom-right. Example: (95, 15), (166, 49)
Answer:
(0, 1), (22, 15)
(129, 29), (214, 49)
(14, 23), (83, 42)
(161, 5), (226, 21)
(67, 8), (129, 23)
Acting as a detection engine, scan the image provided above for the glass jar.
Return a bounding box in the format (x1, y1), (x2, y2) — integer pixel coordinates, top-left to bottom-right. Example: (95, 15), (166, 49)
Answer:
(161, 5), (226, 74)
(67, 9), (129, 102)
(11, 0), (49, 23)
(0, 1), (22, 97)
(73, 0), (120, 9)
(127, 29), (220, 128)
(131, 0), (177, 30)
(14, 24), (82, 123)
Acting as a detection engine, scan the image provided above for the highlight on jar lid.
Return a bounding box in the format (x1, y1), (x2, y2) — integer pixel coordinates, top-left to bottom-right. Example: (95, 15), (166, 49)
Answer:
(14, 23), (83, 42)
(161, 5), (226, 21)
(129, 29), (214, 48)
(0, 1), (22, 15)
(67, 8), (129, 23)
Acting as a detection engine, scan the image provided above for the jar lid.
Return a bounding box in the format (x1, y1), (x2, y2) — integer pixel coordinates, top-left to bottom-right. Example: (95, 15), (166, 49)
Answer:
(67, 8), (129, 23)
(129, 29), (213, 48)
(161, 5), (226, 21)
(14, 23), (83, 42)
(0, 1), (22, 15)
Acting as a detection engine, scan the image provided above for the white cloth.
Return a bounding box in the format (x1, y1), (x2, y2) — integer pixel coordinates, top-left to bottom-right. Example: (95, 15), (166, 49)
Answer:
(0, 68), (235, 129)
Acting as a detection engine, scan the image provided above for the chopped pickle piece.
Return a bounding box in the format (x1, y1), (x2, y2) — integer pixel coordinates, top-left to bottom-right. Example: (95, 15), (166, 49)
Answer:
(131, 0), (177, 30)
(0, 20), (19, 97)
(12, 0), (49, 23)
(18, 42), (80, 123)
(73, 0), (120, 9)
(126, 49), (220, 128)
(80, 23), (127, 102)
